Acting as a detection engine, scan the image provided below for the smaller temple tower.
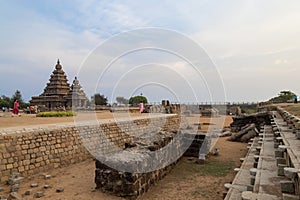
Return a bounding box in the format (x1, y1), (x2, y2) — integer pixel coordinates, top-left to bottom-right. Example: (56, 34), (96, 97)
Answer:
(30, 60), (88, 111)
(66, 77), (88, 108)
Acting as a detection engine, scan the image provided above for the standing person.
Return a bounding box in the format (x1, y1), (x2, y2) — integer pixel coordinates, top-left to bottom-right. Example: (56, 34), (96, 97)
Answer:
(139, 101), (144, 113)
(294, 95), (298, 104)
(13, 100), (19, 115)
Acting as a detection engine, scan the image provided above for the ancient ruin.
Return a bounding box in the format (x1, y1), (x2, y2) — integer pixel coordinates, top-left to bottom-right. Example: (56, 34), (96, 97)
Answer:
(224, 107), (300, 200)
(30, 60), (88, 111)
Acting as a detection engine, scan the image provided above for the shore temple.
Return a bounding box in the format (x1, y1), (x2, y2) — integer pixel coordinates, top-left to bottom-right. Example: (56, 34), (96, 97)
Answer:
(30, 60), (88, 111)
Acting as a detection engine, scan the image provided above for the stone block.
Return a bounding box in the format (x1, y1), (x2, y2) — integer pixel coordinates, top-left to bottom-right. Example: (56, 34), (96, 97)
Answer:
(275, 150), (284, 158)
(31, 183), (38, 188)
(280, 180), (295, 194)
(250, 175), (255, 185)
(11, 184), (19, 192)
(8, 177), (24, 185)
(56, 187), (64, 193)
(250, 168), (257, 176)
(242, 191), (256, 200)
(246, 185), (253, 192)
(34, 191), (44, 198)
(282, 193), (300, 200)
(7, 192), (22, 200)
(284, 168), (299, 179)
(224, 183), (232, 190)
(276, 157), (286, 165)
(278, 164), (287, 176)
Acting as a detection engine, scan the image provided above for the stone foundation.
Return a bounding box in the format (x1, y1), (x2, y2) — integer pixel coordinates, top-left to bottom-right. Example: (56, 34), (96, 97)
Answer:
(95, 130), (204, 199)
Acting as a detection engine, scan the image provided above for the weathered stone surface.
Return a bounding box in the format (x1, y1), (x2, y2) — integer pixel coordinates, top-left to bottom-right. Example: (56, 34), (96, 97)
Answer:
(250, 168), (257, 176)
(34, 191), (44, 198)
(282, 193), (300, 200)
(10, 184), (19, 192)
(0, 195), (7, 200)
(7, 192), (22, 200)
(280, 180), (295, 194)
(241, 191), (256, 200)
(284, 168), (299, 179)
(24, 190), (31, 195)
(44, 185), (50, 189)
(95, 129), (197, 198)
(8, 177), (24, 186)
(56, 188), (64, 193)
(30, 183), (38, 188)
(278, 164), (287, 176)
(44, 175), (51, 179)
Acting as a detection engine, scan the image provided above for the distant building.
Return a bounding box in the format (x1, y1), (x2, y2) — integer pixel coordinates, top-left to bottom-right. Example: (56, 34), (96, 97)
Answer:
(30, 60), (88, 111)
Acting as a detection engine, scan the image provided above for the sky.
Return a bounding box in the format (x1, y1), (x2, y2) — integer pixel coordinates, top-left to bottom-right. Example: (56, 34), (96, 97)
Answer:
(1, 0), (300, 103)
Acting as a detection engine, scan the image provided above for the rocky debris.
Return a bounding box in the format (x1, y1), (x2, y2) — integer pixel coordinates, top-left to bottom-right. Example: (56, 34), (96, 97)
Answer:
(7, 173), (23, 194)
(34, 191), (44, 198)
(230, 112), (271, 132)
(212, 148), (219, 156)
(0, 195), (7, 200)
(56, 188), (64, 193)
(8, 173), (24, 186)
(44, 175), (51, 180)
(43, 185), (50, 189)
(7, 192), (22, 200)
(10, 185), (19, 193)
(30, 183), (38, 188)
(219, 131), (232, 137)
(24, 190), (31, 195)
(0, 187), (3, 192)
(227, 123), (258, 142)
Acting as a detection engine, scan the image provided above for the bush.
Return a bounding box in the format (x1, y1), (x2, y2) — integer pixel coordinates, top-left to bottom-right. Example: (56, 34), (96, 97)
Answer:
(129, 96), (148, 106)
(36, 111), (76, 117)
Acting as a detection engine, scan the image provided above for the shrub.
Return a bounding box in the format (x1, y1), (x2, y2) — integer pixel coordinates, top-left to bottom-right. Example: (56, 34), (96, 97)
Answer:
(36, 111), (76, 117)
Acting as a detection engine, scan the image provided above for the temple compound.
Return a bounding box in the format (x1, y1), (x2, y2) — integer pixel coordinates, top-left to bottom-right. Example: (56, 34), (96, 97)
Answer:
(30, 60), (88, 111)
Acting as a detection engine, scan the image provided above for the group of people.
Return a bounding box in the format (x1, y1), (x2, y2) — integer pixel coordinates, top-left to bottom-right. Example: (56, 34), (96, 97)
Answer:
(1, 100), (38, 116)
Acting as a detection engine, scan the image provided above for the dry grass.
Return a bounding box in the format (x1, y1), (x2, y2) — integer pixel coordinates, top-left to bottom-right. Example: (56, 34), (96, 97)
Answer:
(277, 103), (300, 117)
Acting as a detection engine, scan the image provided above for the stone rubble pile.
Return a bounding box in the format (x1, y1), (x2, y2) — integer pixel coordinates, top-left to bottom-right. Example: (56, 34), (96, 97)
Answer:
(228, 112), (271, 142)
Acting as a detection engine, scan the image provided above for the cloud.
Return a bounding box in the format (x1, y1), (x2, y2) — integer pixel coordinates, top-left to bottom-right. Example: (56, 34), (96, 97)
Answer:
(1, 0), (300, 102)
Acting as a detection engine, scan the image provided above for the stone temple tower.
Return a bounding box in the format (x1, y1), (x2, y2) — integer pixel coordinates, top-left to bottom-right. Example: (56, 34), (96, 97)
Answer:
(30, 60), (88, 111)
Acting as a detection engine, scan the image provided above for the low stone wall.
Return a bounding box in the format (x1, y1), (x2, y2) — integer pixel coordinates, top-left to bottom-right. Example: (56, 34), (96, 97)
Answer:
(0, 114), (181, 182)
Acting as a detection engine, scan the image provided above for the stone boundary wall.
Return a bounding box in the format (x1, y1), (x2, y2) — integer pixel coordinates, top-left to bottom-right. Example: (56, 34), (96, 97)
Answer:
(0, 115), (181, 182)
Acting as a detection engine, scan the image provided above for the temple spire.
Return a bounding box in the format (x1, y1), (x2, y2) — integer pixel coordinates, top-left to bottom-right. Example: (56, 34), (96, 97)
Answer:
(55, 59), (62, 70)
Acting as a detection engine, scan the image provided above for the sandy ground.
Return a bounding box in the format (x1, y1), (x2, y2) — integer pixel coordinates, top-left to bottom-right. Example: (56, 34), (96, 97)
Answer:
(0, 110), (148, 128)
(0, 112), (247, 200)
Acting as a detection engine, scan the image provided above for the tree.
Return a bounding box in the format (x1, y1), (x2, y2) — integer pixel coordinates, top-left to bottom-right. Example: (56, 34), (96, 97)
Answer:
(269, 90), (296, 103)
(0, 95), (11, 108)
(116, 96), (129, 105)
(11, 90), (27, 108)
(129, 95), (148, 106)
(92, 93), (108, 105)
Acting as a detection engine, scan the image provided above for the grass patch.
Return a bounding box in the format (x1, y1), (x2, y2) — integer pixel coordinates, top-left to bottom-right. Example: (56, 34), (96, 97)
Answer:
(241, 108), (257, 114)
(36, 111), (76, 117)
(175, 159), (234, 177)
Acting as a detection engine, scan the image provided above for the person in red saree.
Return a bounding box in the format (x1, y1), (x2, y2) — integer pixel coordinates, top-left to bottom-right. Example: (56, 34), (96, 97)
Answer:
(13, 100), (19, 115)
